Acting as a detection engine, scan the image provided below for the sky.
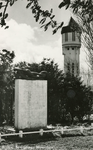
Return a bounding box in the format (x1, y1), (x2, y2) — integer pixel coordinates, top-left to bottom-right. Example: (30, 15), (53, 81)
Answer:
(0, 0), (88, 71)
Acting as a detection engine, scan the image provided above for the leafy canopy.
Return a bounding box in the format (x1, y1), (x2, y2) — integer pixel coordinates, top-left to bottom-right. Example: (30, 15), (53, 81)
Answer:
(0, 0), (91, 33)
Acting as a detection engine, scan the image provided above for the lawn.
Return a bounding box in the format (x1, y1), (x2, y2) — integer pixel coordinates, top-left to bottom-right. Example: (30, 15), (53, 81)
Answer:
(0, 128), (93, 150)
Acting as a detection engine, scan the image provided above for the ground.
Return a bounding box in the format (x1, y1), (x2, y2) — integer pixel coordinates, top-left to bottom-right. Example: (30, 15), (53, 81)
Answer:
(0, 126), (93, 150)
(1, 135), (93, 150)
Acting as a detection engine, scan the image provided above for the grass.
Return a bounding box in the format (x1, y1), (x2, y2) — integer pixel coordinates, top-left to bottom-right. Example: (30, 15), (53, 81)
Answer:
(1, 119), (93, 150)
(1, 127), (93, 150)
(1, 135), (93, 149)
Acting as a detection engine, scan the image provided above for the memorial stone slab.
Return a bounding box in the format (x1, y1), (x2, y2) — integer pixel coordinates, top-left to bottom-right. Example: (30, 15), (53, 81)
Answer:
(15, 79), (47, 130)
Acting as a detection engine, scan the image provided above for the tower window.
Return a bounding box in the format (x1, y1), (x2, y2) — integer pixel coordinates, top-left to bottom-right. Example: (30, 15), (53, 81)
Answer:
(67, 63), (70, 72)
(65, 33), (68, 41)
(67, 47), (69, 50)
(72, 47), (74, 50)
(77, 65), (79, 75)
(72, 63), (74, 75)
(72, 32), (75, 41)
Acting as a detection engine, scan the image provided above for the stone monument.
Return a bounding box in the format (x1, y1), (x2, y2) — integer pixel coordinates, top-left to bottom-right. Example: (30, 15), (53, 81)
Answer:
(14, 68), (47, 130)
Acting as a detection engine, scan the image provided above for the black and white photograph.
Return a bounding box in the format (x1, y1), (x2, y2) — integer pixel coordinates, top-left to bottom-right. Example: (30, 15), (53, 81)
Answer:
(0, 0), (93, 149)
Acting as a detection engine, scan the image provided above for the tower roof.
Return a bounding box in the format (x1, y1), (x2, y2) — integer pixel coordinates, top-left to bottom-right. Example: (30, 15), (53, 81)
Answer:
(61, 17), (81, 34)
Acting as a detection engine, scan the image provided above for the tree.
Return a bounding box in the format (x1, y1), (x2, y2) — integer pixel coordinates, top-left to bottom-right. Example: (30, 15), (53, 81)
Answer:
(0, 49), (15, 125)
(74, 6), (93, 70)
(62, 73), (93, 123)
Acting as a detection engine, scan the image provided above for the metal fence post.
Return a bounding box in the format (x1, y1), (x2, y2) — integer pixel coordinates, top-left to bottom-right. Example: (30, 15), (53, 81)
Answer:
(39, 129), (43, 136)
(19, 130), (23, 138)
(61, 127), (64, 135)
(80, 126), (83, 134)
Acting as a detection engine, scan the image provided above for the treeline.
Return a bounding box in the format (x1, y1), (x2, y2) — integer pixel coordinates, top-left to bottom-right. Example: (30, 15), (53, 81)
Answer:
(0, 49), (93, 126)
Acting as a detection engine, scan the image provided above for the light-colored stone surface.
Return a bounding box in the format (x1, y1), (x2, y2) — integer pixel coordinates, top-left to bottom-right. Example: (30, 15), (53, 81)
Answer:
(15, 80), (47, 130)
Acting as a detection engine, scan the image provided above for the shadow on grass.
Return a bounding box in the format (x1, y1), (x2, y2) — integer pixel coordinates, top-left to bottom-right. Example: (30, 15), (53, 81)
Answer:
(2, 132), (86, 146)
(4, 132), (57, 145)
(61, 133), (84, 138)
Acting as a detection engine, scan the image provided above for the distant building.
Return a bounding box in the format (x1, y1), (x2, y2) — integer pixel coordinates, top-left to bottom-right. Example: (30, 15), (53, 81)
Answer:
(61, 17), (81, 76)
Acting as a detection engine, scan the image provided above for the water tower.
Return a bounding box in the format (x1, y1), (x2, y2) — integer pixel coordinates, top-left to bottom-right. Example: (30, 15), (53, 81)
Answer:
(61, 17), (81, 76)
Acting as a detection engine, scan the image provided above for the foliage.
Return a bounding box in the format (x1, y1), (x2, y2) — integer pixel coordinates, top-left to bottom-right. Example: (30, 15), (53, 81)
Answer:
(58, 0), (93, 22)
(0, 49), (15, 125)
(62, 74), (93, 123)
(72, 2), (93, 69)
(0, 0), (92, 37)
(26, 0), (64, 34)
(0, 0), (92, 34)
(0, 0), (17, 29)
(39, 58), (64, 123)
(0, 0), (64, 33)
